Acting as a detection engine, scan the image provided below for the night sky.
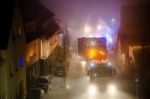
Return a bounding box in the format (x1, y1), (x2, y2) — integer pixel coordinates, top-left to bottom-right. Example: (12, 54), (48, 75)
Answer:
(40, 0), (149, 39)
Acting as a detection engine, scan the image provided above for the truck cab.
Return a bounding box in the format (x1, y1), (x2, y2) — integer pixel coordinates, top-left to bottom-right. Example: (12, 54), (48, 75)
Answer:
(87, 63), (117, 94)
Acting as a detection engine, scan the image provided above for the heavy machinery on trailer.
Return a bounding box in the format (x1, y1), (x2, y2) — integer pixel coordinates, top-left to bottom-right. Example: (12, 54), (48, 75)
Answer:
(78, 37), (108, 63)
(78, 37), (114, 74)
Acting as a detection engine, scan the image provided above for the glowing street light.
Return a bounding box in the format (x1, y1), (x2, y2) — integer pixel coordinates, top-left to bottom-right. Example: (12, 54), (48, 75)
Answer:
(84, 25), (91, 33)
(111, 18), (115, 29)
(66, 85), (70, 89)
(135, 78), (139, 99)
(97, 24), (102, 30)
(111, 18), (115, 23)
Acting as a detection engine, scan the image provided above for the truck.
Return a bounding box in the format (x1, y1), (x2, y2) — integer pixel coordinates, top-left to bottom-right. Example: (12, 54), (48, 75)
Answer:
(87, 64), (117, 94)
(78, 37), (117, 94)
(78, 37), (112, 74)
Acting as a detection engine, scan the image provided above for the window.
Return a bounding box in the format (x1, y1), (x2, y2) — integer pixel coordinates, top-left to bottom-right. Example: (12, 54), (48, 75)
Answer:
(25, 21), (36, 33)
(31, 22), (35, 31)
(12, 26), (22, 41)
(0, 56), (5, 65)
(25, 24), (30, 33)
(17, 27), (22, 37)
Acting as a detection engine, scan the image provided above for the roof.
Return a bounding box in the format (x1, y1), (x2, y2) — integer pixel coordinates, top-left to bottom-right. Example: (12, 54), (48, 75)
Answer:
(18, 0), (54, 23)
(40, 19), (60, 39)
(119, 4), (150, 46)
(119, 27), (150, 46)
(0, 0), (15, 49)
(18, 0), (59, 43)
(121, 5), (150, 27)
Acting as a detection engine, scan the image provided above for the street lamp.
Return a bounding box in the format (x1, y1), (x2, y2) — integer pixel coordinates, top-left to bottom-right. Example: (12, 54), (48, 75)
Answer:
(97, 24), (102, 30)
(111, 18), (115, 29)
(84, 25), (91, 33)
(111, 18), (115, 23)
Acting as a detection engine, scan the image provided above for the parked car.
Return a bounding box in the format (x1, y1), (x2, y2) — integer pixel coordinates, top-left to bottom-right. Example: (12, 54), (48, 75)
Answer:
(27, 88), (44, 99)
(40, 75), (52, 83)
(37, 76), (51, 84)
(54, 66), (67, 77)
(35, 83), (50, 93)
(35, 76), (52, 93)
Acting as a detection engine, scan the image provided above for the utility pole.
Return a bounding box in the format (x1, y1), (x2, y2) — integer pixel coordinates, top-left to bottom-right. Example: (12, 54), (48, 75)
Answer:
(135, 78), (139, 99)
(51, 51), (54, 77)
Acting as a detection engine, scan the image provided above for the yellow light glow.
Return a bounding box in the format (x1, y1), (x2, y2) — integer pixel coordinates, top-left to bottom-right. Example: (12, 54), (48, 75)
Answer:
(86, 49), (107, 60)
(99, 50), (105, 55)
(87, 49), (96, 58)
(84, 25), (91, 33)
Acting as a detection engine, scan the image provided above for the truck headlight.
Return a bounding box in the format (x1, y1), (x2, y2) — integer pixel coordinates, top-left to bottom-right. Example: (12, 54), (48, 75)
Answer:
(88, 62), (95, 68)
(88, 85), (97, 95)
(107, 84), (117, 95)
(107, 62), (112, 67)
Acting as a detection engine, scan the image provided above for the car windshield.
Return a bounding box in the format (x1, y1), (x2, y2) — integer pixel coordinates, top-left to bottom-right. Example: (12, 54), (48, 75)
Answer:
(90, 67), (113, 78)
(36, 78), (48, 83)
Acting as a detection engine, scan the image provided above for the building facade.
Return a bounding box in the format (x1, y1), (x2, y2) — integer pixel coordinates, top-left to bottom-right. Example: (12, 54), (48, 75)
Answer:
(19, 0), (60, 92)
(0, 0), (26, 99)
(117, 4), (150, 73)
(117, 5), (150, 98)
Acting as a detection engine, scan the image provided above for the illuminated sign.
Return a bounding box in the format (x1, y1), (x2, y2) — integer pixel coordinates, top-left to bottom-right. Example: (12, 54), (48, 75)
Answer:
(19, 55), (24, 68)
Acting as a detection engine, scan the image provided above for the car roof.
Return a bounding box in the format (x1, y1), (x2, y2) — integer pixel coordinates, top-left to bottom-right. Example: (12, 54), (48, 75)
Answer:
(29, 88), (42, 91)
(39, 76), (49, 79)
(56, 66), (66, 69)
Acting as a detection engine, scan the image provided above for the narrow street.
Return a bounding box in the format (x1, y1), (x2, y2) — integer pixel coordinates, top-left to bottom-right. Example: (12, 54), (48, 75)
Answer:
(45, 53), (136, 99)
(1, 0), (150, 99)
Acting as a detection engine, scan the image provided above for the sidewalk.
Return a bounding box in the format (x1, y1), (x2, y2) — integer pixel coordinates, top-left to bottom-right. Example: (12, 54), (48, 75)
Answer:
(116, 70), (137, 96)
(51, 76), (66, 88)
